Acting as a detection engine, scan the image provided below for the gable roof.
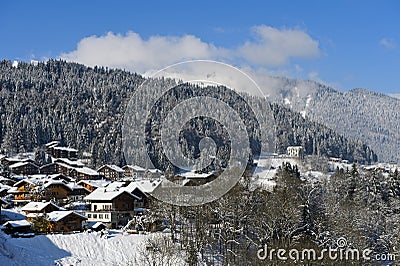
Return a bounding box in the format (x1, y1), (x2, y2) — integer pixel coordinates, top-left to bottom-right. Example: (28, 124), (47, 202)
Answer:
(3, 220), (31, 228)
(84, 188), (140, 201)
(98, 164), (124, 173)
(72, 167), (99, 176)
(47, 211), (86, 222)
(21, 201), (61, 212)
(9, 161), (39, 169)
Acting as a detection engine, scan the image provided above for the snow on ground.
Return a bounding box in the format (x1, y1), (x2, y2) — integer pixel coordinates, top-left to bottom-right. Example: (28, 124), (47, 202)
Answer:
(0, 230), (183, 266)
(0, 208), (184, 265)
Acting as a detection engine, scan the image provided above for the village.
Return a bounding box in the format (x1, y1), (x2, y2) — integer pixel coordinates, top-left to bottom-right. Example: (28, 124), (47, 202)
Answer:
(0, 140), (174, 237)
(0, 142), (397, 238)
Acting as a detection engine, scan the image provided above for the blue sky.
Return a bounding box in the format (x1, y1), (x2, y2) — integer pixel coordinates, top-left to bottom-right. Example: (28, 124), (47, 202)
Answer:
(1, 0), (399, 94)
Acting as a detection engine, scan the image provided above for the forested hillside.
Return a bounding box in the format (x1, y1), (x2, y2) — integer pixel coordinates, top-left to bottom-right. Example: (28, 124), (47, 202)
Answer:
(0, 60), (376, 167)
(261, 77), (399, 163)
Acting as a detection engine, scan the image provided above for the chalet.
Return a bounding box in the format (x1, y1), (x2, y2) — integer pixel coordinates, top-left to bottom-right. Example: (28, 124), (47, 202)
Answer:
(178, 171), (217, 186)
(9, 161), (39, 175)
(67, 184), (91, 201)
(2, 220), (32, 235)
(43, 180), (72, 200)
(8, 179), (37, 202)
(87, 221), (107, 231)
(50, 173), (74, 182)
(287, 146), (304, 159)
(47, 211), (87, 232)
(122, 165), (146, 178)
(120, 180), (162, 208)
(40, 163), (59, 175)
(77, 180), (110, 192)
(21, 201), (62, 222)
(55, 158), (85, 168)
(97, 165), (124, 180)
(84, 188), (141, 229)
(49, 146), (78, 160)
(70, 167), (100, 180)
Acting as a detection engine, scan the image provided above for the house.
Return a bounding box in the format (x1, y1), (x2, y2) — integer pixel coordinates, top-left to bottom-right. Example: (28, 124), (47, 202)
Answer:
(97, 165), (124, 180)
(86, 221), (107, 231)
(77, 180), (110, 192)
(70, 167), (100, 180)
(48, 146), (78, 160)
(54, 158), (85, 168)
(67, 184), (91, 201)
(21, 201), (62, 222)
(84, 188), (141, 229)
(122, 165), (146, 178)
(40, 162), (59, 175)
(42, 180), (72, 201)
(287, 146), (304, 159)
(8, 179), (37, 202)
(46, 211), (87, 233)
(2, 220), (32, 235)
(120, 180), (162, 208)
(178, 171), (217, 186)
(9, 161), (39, 175)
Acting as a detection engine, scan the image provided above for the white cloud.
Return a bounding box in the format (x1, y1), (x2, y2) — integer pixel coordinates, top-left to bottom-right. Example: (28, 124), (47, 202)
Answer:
(238, 25), (321, 66)
(61, 31), (228, 73)
(380, 38), (396, 49)
(60, 25), (321, 74)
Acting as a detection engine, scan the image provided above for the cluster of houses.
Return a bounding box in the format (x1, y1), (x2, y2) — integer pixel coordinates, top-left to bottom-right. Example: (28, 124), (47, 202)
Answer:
(0, 141), (164, 236)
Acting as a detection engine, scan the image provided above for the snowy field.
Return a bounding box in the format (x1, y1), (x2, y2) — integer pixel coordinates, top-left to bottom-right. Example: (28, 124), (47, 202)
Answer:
(0, 230), (152, 265)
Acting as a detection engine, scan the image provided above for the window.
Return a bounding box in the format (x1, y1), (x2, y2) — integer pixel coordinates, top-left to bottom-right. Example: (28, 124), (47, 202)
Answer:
(104, 214), (109, 219)
(99, 214), (103, 219)
(93, 214), (97, 219)
(87, 214), (92, 218)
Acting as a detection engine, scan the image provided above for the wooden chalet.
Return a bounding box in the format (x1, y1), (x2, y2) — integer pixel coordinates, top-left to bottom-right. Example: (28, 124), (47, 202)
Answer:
(77, 180), (110, 192)
(9, 161), (39, 175)
(97, 165), (124, 180)
(8, 179), (37, 202)
(46, 211), (87, 232)
(84, 188), (141, 229)
(70, 167), (100, 180)
(21, 201), (62, 222)
(2, 220), (32, 235)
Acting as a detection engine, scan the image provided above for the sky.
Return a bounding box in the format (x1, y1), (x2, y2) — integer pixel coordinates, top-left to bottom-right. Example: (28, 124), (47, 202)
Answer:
(0, 0), (399, 94)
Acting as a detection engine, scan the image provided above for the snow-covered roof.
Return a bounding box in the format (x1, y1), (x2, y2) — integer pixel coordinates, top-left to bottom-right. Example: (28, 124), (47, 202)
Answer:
(123, 165), (146, 172)
(53, 147), (78, 152)
(55, 158), (85, 167)
(180, 171), (215, 179)
(47, 211), (86, 222)
(73, 167), (99, 176)
(105, 181), (126, 191)
(98, 164), (124, 173)
(43, 180), (71, 189)
(3, 220), (31, 227)
(77, 179), (110, 188)
(9, 161), (38, 169)
(128, 179), (162, 194)
(84, 188), (139, 201)
(148, 169), (163, 174)
(21, 201), (61, 212)
(45, 141), (60, 147)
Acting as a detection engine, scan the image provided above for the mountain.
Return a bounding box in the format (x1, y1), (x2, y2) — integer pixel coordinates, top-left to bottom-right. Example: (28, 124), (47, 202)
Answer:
(0, 60), (376, 168)
(261, 77), (399, 164)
